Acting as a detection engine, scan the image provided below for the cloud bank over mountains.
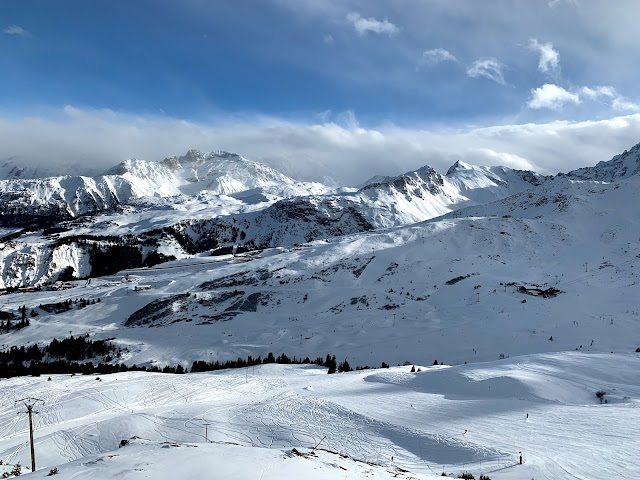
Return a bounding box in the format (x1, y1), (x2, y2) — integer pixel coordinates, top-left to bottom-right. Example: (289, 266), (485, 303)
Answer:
(2, 106), (640, 185)
(3, 1), (640, 184)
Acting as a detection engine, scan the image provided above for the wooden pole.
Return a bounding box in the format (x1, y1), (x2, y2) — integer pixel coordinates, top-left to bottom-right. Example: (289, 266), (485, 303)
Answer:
(28, 405), (35, 472)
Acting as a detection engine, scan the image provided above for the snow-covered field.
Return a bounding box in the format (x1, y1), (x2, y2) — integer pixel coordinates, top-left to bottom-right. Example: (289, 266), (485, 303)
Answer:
(0, 354), (638, 479)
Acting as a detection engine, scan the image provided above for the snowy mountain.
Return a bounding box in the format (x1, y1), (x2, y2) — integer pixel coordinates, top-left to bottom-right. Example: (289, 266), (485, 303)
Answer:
(2, 153), (639, 362)
(160, 149), (331, 198)
(2, 143), (640, 480)
(444, 160), (547, 204)
(0, 150), (333, 226)
(0, 156), (536, 287)
(564, 140), (640, 181)
(0, 157), (106, 181)
(1, 142), (638, 289)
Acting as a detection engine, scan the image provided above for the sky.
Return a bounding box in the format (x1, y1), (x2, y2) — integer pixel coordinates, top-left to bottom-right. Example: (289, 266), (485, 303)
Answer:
(2, 0), (640, 184)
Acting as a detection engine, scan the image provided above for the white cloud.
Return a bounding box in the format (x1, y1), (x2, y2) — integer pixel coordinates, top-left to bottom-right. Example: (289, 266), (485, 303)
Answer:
(466, 58), (506, 85)
(548, 0), (579, 7)
(323, 34), (334, 44)
(528, 84), (580, 109)
(578, 86), (639, 111)
(529, 39), (560, 73)
(1, 106), (640, 185)
(612, 97), (640, 112)
(528, 84), (638, 112)
(346, 12), (398, 36)
(421, 48), (457, 67)
(580, 86), (616, 99)
(3, 24), (29, 37)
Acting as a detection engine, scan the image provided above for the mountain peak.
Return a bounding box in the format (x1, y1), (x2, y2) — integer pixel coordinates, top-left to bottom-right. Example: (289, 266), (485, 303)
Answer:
(359, 164), (444, 197)
(161, 149), (245, 170)
(445, 160), (473, 176)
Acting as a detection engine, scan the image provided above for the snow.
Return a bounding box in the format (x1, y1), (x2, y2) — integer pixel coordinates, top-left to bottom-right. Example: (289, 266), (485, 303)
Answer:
(0, 151), (568, 289)
(1, 144), (640, 478)
(445, 161), (546, 205)
(566, 140), (640, 181)
(0, 356), (638, 479)
(2, 173), (640, 366)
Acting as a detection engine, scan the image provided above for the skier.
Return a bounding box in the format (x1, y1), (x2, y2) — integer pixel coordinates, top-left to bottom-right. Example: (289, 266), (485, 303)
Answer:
(519, 452), (523, 465)
(463, 429), (468, 436)
(526, 413), (529, 419)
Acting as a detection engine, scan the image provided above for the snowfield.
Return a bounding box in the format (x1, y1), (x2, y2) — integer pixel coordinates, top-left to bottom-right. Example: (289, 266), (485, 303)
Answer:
(0, 355), (638, 479)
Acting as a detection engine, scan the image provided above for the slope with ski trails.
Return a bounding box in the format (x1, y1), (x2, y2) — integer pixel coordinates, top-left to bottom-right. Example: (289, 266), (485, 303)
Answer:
(0, 353), (637, 479)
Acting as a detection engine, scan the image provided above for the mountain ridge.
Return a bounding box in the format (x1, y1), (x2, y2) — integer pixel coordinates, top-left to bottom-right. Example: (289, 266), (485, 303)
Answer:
(1, 143), (639, 289)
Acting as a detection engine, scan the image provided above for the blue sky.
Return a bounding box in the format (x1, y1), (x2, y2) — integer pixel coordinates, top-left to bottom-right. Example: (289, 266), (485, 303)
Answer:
(2, 0), (640, 182)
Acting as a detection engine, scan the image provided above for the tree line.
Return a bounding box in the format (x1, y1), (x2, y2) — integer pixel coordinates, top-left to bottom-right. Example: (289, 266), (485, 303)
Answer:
(0, 336), (397, 379)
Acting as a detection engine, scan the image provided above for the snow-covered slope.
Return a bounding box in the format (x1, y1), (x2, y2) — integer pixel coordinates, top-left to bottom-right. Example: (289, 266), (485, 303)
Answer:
(565, 140), (640, 181)
(444, 160), (547, 204)
(0, 175), (130, 222)
(2, 170), (639, 364)
(0, 356), (638, 480)
(161, 149), (332, 198)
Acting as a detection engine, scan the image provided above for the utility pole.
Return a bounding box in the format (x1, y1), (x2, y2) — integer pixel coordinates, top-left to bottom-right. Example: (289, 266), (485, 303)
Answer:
(16, 397), (43, 473)
(393, 313), (396, 327)
(476, 292), (480, 304)
(203, 423), (211, 442)
(584, 262), (588, 272)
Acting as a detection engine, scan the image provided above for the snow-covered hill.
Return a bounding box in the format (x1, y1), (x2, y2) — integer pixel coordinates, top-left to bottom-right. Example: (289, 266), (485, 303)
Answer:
(2, 167), (639, 364)
(0, 356), (638, 480)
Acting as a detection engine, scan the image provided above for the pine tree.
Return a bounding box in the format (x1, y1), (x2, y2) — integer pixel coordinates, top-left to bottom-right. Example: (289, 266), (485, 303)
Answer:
(327, 355), (337, 374)
(338, 359), (351, 373)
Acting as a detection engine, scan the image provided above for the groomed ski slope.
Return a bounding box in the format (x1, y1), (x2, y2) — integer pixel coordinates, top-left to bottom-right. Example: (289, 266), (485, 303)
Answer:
(0, 354), (638, 479)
